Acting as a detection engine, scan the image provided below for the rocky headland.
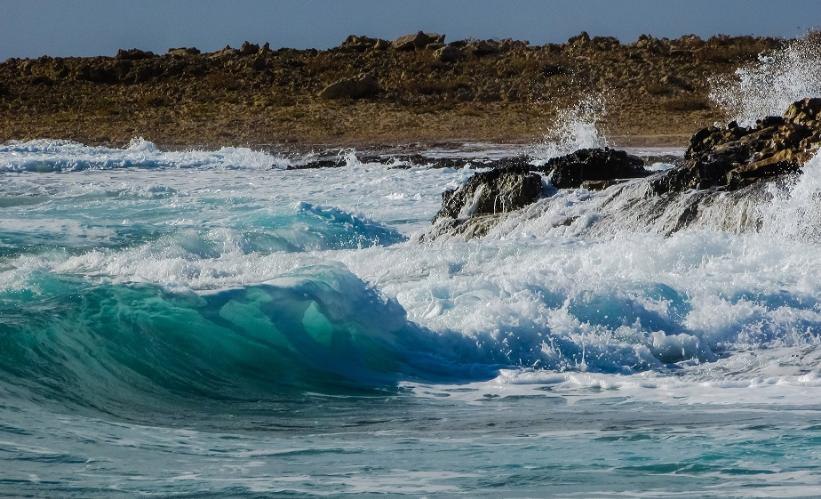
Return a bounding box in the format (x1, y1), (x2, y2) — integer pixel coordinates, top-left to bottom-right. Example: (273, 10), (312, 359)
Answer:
(0, 32), (787, 149)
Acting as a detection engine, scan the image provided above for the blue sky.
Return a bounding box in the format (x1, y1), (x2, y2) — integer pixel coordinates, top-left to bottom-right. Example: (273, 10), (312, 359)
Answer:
(1, 0), (817, 59)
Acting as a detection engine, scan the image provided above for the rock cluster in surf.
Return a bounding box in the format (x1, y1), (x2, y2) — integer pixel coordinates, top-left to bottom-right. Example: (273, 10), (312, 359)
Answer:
(427, 99), (821, 239)
(653, 97), (821, 192)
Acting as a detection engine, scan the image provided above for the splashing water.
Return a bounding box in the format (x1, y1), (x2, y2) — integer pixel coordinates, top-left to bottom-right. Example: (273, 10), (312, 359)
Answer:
(710, 34), (821, 125)
(529, 95), (608, 161)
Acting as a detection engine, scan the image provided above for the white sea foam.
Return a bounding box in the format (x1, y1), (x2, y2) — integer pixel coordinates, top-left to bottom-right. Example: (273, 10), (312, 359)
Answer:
(0, 138), (290, 171)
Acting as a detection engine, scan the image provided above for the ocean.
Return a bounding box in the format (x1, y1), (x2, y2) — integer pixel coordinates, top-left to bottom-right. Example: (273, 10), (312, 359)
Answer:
(1, 134), (820, 497)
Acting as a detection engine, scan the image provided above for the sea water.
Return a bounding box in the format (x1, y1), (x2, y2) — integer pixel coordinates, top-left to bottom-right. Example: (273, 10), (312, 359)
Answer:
(1, 137), (820, 497)
(2, 40), (821, 497)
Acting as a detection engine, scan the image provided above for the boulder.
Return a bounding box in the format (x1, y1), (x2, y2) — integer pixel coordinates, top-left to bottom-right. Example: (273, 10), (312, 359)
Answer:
(539, 148), (649, 188)
(238, 41), (260, 56)
(339, 35), (387, 52)
(567, 32), (591, 47)
(167, 47), (200, 57)
(392, 31), (445, 51)
(433, 165), (543, 222)
(434, 45), (464, 63)
(466, 40), (500, 57)
(653, 98), (821, 193)
(318, 73), (380, 99)
(115, 48), (155, 60)
(208, 46), (238, 59)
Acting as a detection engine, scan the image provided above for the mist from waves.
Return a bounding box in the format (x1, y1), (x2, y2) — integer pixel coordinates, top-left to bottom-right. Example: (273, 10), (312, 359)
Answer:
(710, 33), (821, 126)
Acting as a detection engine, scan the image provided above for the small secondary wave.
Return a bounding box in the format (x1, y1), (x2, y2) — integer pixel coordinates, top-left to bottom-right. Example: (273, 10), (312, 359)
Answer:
(0, 138), (290, 172)
(0, 200), (406, 262)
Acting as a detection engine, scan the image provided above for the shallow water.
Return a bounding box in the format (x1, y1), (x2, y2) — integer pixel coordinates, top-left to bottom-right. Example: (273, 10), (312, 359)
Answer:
(1, 139), (820, 497)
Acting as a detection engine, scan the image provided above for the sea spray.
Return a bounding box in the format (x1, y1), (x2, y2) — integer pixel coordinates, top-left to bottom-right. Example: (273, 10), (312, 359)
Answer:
(529, 95), (609, 161)
(710, 33), (821, 125)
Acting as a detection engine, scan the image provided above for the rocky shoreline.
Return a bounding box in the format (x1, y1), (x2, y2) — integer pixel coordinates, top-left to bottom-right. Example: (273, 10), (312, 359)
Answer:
(424, 98), (821, 239)
(0, 32), (787, 148)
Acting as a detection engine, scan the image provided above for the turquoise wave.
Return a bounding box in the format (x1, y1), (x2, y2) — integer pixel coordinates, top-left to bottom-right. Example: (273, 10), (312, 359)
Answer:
(0, 266), (500, 414)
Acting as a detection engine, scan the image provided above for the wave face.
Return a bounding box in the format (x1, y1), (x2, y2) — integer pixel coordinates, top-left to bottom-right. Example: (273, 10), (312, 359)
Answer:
(0, 266), (503, 410)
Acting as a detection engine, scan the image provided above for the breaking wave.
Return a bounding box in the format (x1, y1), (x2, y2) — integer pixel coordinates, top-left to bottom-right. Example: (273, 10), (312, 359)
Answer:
(0, 138), (290, 171)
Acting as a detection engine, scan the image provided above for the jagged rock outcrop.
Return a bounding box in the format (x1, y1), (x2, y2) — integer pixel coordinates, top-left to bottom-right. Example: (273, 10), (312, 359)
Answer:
(425, 99), (821, 240)
(339, 35), (389, 52)
(538, 148), (649, 189)
(654, 98), (821, 193)
(434, 45), (464, 62)
(392, 31), (446, 51)
(167, 47), (200, 57)
(318, 73), (380, 99)
(115, 49), (155, 60)
(435, 166), (543, 220)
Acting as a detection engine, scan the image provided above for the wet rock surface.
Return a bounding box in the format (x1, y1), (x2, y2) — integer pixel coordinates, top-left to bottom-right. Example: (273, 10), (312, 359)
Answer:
(654, 98), (821, 193)
(435, 166), (543, 220)
(538, 148), (649, 188)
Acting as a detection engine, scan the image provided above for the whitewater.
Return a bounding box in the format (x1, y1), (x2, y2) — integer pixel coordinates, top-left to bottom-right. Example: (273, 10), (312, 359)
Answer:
(2, 44), (821, 496)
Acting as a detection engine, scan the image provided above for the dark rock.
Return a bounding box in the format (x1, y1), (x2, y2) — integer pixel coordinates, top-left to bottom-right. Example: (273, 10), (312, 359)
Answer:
(239, 41), (260, 56)
(392, 31), (445, 51)
(539, 148), (649, 188)
(568, 32), (591, 47)
(654, 98), (821, 193)
(434, 45), (464, 62)
(591, 36), (620, 50)
(74, 62), (118, 83)
(542, 64), (571, 77)
(466, 40), (500, 57)
(115, 48), (155, 60)
(434, 166), (543, 221)
(318, 73), (380, 99)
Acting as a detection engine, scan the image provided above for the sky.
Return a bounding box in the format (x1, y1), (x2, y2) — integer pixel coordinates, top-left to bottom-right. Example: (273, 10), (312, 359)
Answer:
(1, 0), (818, 59)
